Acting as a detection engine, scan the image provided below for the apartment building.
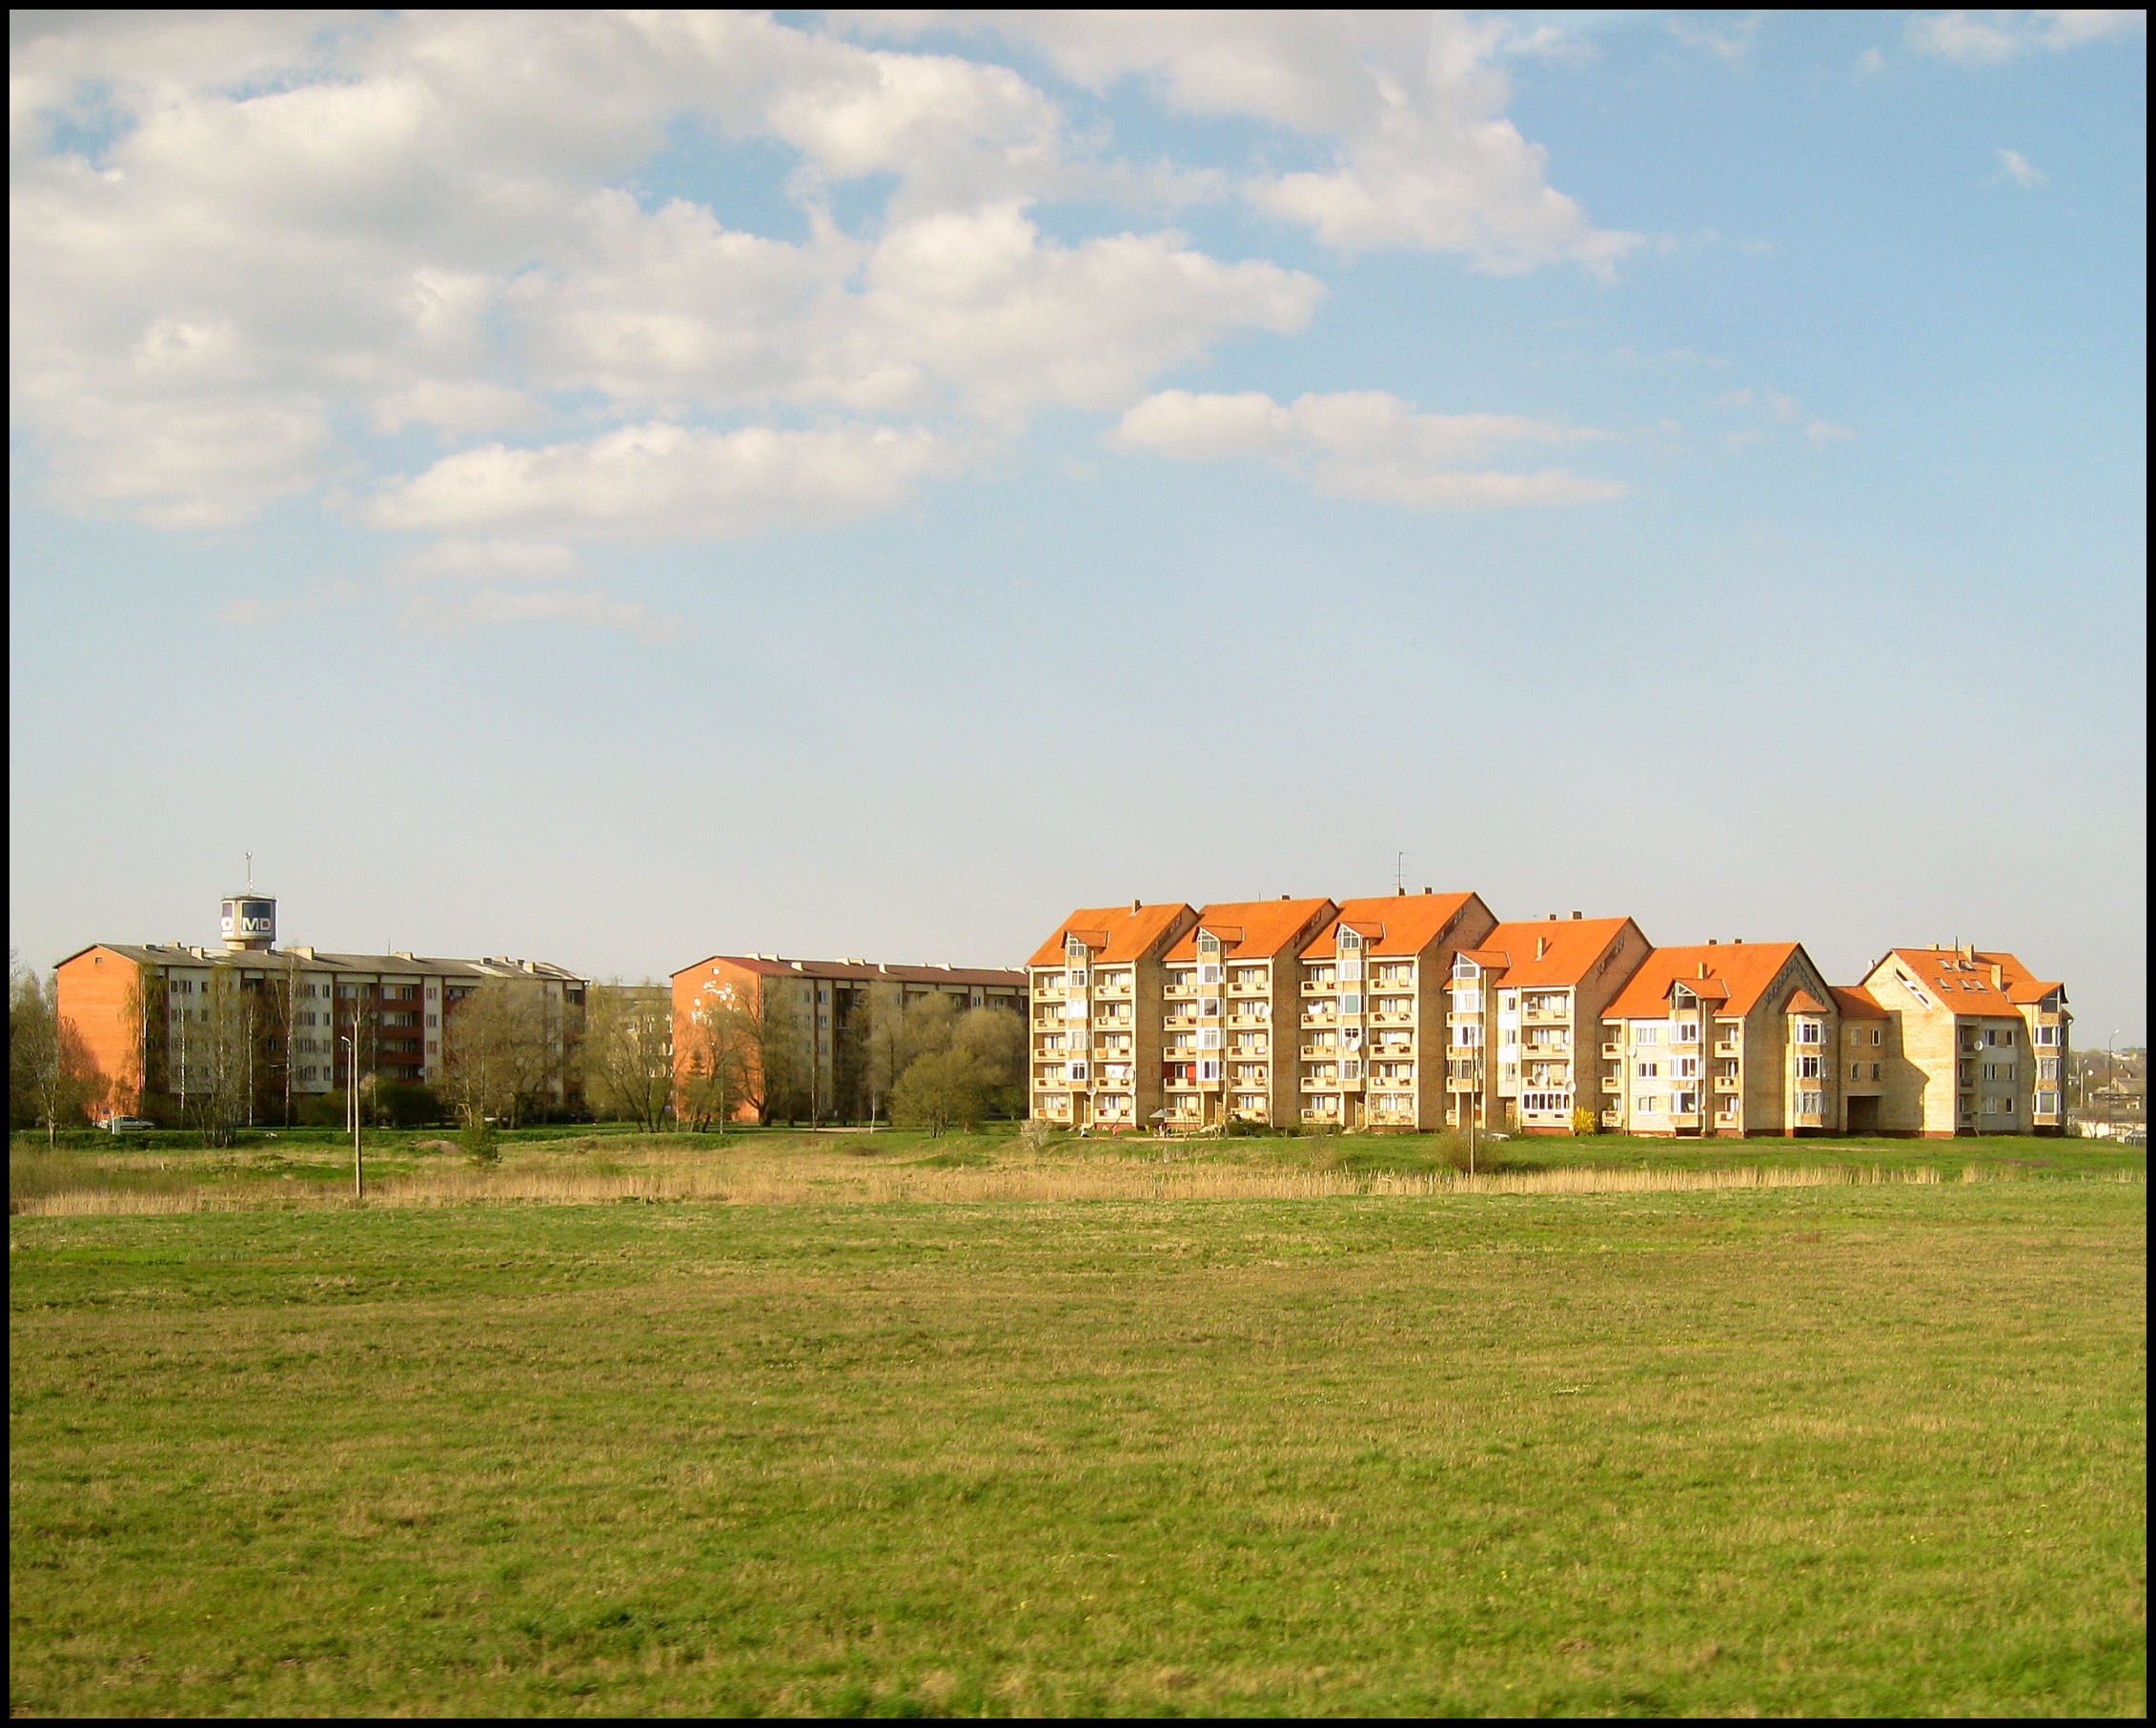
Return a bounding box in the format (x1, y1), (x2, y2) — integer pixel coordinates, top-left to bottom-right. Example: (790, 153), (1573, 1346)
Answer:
(1597, 942), (1847, 1136)
(673, 953), (1028, 1124)
(1854, 945), (2070, 1136)
(1155, 898), (1337, 1130)
(1027, 902), (1197, 1129)
(1293, 890), (1498, 1129)
(55, 889), (587, 1122)
(1445, 915), (1652, 1134)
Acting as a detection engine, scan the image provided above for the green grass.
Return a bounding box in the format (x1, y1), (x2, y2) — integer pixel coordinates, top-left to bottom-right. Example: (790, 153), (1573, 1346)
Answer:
(10, 1171), (2144, 1716)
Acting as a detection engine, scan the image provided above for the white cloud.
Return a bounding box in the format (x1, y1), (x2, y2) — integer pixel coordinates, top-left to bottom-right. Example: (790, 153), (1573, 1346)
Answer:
(372, 380), (546, 437)
(1907, 10), (2145, 66)
(399, 586), (687, 643)
(1667, 12), (1767, 68)
(215, 577), (360, 627)
(368, 420), (961, 541)
(1992, 148), (2050, 189)
(1804, 420), (1857, 445)
(387, 539), (585, 583)
(1112, 389), (1622, 509)
(514, 195), (1320, 426)
(968, 12), (1637, 272)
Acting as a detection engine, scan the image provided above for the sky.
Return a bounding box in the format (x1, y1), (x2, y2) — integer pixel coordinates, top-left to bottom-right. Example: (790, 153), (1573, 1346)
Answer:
(8, 10), (2147, 1041)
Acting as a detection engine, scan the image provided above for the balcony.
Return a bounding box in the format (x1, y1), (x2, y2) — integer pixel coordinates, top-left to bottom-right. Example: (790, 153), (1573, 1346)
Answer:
(1228, 1011), (1270, 1027)
(1226, 981), (1266, 996)
(1370, 1009), (1415, 1026)
(1522, 1006), (1569, 1025)
(1093, 981), (1132, 997)
(1163, 1013), (1198, 1029)
(1300, 1107), (1342, 1122)
(1163, 986), (1197, 1002)
(1601, 1074), (1621, 1093)
(1601, 1108), (1623, 1128)
(1299, 980), (1336, 996)
(1301, 1011), (1337, 1027)
(1299, 1076), (1340, 1092)
(1298, 1045), (1338, 1060)
(1715, 1040), (1742, 1057)
(1715, 1076), (1740, 1093)
(1599, 1042), (1622, 1059)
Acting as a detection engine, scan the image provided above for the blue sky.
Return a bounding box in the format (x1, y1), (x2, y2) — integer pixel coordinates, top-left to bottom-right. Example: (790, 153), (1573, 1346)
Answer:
(9, 10), (2146, 1041)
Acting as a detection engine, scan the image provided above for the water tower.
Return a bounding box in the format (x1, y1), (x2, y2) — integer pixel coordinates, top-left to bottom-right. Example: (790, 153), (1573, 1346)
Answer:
(221, 858), (276, 951)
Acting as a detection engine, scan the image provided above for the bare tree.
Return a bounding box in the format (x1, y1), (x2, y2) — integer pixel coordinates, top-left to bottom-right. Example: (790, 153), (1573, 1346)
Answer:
(181, 969), (261, 1147)
(745, 982), (811, 1126)
(439, 978), (555, 1129)
(681, 991), (756, 1131)
(10, 959), (106, 1144)
(581, 983), (674, 1132)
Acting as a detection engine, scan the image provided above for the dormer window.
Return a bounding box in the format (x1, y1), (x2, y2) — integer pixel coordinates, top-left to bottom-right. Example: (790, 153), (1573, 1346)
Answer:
(1672, 984), (1696, 1007)
(1339, 929), (1361, 952)
(1197, 932), (1220, 956)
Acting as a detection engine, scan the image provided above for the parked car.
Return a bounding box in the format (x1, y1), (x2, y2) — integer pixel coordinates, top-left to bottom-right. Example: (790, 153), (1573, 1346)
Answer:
(103, 1116), (154, 1133)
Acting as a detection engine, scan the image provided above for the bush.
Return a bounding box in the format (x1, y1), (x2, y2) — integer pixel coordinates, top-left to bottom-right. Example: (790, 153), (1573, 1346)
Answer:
(376, 1083), (444, 1128)
(1016, 1118), (1054, 1156)
(459, 1116), (499, 1167)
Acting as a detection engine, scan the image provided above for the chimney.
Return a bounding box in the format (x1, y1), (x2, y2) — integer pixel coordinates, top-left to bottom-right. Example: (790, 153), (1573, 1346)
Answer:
(1733, 938), (1742, 945)
(1698, 962), (1710, 978)
(1280, 892), (1291, 900)
(1547, 912), (1557, 922)
(1990, 963), (2003, 989)
(1706, 938), (1718, 945)
(1961, 942), (1975, 962)
(1395, 885), (1406, 896)
(1571, 910), (1582, 920)
(1536, 935), (1549, 960)
(1422, 885), (1432, 894)
(1131, 899), (1141, 913)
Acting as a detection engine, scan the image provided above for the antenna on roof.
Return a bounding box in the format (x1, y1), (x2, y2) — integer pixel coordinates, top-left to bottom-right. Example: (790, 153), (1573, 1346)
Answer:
(244, 851), (253, 892)
(1393, 850), (1406, 894)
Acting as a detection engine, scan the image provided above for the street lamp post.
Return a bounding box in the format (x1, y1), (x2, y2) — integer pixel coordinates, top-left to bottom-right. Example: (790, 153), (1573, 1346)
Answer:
(340, 1024), (362, 1198)
(2107, 1029), (2119, 1141)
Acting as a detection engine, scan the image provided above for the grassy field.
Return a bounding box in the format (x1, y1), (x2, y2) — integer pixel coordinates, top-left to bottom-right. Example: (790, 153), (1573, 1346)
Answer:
(10, 1134), (2146, 1716)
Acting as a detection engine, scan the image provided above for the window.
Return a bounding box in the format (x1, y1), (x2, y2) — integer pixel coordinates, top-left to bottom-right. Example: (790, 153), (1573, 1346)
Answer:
(1341, 993), (1363, 1015)
(1634, 1094), (1662, 1115)
(1498, 993), (1518, 1013)
(2034, 1025), (2059, 1046)
(1199, 997), (1222, 1017)
(1797, 1090), (1824, 1115)
(1798, 1054), (1821, 1079)
(1636, 1025), (1661, 1045)
(1452, 989), (1480, 1013)
(1795, 1020), (1822, 1045)
(1068, 968), (1088, 987)
(1337, 930), (1360, 951)
(1674, 1090), (1698, 1114)
(1197, 1028), (1222, 1050)
(1870, 1028), (1882, 1045)
(2035, 1089), (2059, 1115)
(1197, 1060), (1221, 1083)
(2037, 1058), (2060, 1082)
(1339, 958), (1363, 981)
(1499, 1026), (1518, 1047)
(1452, 958), (1478, 980)
(1521, 1090), (1571, 1113)
(1676, 1022), (1699, 1045)
(1454, 1025), (1483, 1047)
(1850, 1063), (1863, 1081)
(1636, 1061), (1660, 1080)
(1870, 1063), (1881, 1080)
(1198, 933), (1220, 956)
(1198, 965), (1223, 987)
(1064, 999), (1086, 1020)
(1674, 1056), (1698, 1079)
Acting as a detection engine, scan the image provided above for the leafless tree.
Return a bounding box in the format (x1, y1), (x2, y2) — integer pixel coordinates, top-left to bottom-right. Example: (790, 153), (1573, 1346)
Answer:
(440, 978), (556, 1129)
(581, 983), (674, 1132)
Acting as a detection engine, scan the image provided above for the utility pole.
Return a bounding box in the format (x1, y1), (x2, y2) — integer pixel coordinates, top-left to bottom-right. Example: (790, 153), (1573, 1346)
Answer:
(343, 1013), (363, 1199)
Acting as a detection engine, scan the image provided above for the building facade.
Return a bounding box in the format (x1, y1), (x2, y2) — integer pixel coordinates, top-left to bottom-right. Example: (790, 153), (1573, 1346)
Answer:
(1597, 942), (1847, 1136)
(673, 953), (1028, 1125)
(1854, 945), (2070, 1136)
(1027, 903), (1198, 1129)
(1158, 898), (1338, 1130)
(1445, 915), (1653, 1135)
(54, 891), (587, 1123)
(1294, 891), (1498, 1130)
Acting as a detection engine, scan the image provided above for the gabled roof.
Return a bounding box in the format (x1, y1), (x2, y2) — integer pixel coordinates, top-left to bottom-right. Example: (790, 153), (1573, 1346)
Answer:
(1467, 917), (1641, 988)
(1028, 903), (1194, 967)
(682, 955), (1025, 986)
(1974, 949), (2065, 1006)
(1301, 891), (1482, 959)
(1874, 946), (2043, 1017)
(1166, 898), (1335, 962)
(1602, 943), (1806, 1020)
(1782, 988), (1827, 1015)
(1831, 985), (1889, 1020)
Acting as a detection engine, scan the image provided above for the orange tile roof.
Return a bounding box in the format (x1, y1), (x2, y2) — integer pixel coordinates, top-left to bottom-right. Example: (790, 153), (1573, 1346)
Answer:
(1301, 892), (1482, 958)
(1602, 943), (1806, 1020)
(1831, 985), (1888, 1020)
(1028, 903), (1194, 967)
(1165, 898), (1335, 962)
(1782, 988), (1827, 1015)
(1467, 918), (1641, 988)
(1880, 947), (2041, 1017)
(1975, 950), (2064, 1006)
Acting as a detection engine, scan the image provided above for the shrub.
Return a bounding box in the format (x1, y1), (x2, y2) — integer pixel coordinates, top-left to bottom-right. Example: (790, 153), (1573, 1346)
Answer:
(1016, 1118), (1054, 1156)
(459, 1116), (499, 1168)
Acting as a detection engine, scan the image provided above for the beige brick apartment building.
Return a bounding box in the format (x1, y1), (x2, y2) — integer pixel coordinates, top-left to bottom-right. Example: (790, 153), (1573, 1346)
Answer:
(1855, 945), (2069, 1136)
(1597, 942), (1848, 1136)
(1028, 902), (1198, 1129)
(1445, 915), (1654, 1135)
(1294, 891), (1497, 1129)
(1027, 897), (2070, 1138)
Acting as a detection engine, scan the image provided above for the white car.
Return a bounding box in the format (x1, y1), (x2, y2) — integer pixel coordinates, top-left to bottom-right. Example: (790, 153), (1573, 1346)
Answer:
(103, 1116), (154, 1132)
